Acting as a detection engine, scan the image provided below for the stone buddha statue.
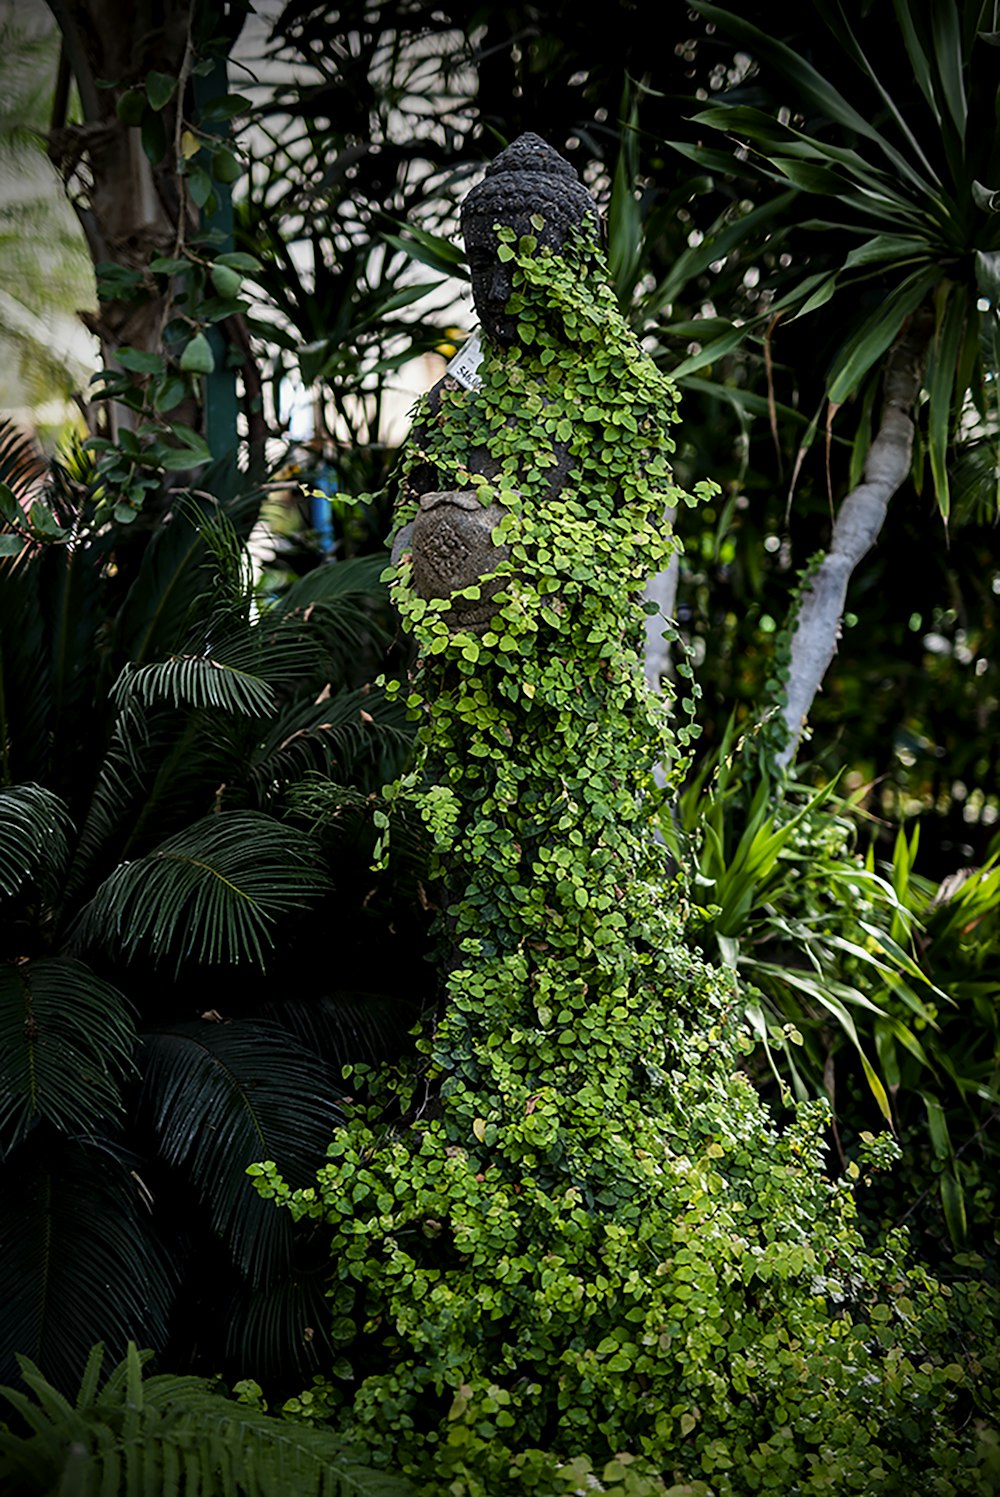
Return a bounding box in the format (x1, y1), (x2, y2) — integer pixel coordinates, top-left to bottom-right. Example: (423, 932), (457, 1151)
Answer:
(391, 133), (603, 631)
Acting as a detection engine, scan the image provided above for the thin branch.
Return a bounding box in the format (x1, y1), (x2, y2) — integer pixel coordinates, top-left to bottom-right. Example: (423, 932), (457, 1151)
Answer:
(776, 307), (934, 770)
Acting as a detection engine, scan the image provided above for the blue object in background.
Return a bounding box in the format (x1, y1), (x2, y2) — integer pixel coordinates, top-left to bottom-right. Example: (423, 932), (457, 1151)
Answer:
(311, 466), (338, 553)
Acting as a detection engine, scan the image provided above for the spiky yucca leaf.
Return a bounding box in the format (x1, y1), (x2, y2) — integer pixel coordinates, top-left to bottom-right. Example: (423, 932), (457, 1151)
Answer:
(0, 1341), (414, 1495)
(74, 812), (332, 973)
(0, 959), (136, 1152)
(682, 0), (1000, 520)
(138, 1020), (344, 1284)
(0, 1141), (176, 1390)
(0, 784), (72, 900)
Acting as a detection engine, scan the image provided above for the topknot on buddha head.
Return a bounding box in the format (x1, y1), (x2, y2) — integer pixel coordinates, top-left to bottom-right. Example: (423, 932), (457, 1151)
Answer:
(460, 132), (601, 343)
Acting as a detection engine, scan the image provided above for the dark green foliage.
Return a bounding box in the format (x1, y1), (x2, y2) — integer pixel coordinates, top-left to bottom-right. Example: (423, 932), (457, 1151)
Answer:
(0, 459), (423, 1393)
(254, 230), (999, 1492)
(0, 1141), (177, 1396)
(0, 1341), (414, 1496)
(0, 959), (136, 1149)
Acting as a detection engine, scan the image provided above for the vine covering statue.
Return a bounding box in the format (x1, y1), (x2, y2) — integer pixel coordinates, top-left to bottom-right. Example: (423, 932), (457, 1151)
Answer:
(254, 132), (998, 1497)
(391, 132), (618, 633)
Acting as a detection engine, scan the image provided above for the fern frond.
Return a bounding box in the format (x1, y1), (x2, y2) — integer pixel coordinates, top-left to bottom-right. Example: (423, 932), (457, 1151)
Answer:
(73, 812), (332, 973)
(0, 958), (136, 1151)
(0, 783), (72, 900)
(139, 1019), (343, 1283)
(0, 1342), (415, 1495)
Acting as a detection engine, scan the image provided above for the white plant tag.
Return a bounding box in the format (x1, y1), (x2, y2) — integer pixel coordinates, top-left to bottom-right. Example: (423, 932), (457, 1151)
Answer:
(445, 331), (484, 391)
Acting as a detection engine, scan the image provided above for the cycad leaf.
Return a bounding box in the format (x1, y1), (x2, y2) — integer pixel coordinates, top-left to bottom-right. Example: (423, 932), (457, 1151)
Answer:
(249, 687), (413, 797)
(139, 1019), (343, 1282)
(112, 656), (277, 718)
(75, 812), (332, 973)
(262, 991), (417, 1069)
(111, 485), (260, 666)
(0, 958), (136, 1152)
(0, 1138), (176, 1391)
(0, 783), (72, 900)
(267, 554), (391, 658)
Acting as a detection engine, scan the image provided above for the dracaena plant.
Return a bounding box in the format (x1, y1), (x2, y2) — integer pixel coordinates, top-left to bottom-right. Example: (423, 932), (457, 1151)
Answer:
(652, 0), (1000, 767)
(670, 718), (1000, 1256)
(0, 439), (425, 1395)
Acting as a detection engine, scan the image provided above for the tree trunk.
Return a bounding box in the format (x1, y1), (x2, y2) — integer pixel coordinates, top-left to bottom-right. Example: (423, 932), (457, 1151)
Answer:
(46, 0), (194, 360)
(642, 513), (679, 697)
(776, 309), (934, 771)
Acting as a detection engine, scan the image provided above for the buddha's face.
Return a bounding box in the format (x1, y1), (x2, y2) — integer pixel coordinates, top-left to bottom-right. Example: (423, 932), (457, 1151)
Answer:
(464, 213), (541, 346)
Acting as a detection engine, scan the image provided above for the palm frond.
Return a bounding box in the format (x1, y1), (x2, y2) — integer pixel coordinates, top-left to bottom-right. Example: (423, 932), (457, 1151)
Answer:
(263, 553), (393, 664)
(138, 1019), (344, 1282)
(271, 554), (387, 609)
(288, 778), (432, 888)
(191, 607), (327, 689)
(0, 554), (50, 784)
(0, 784), (72, 901)
(0, 1138), (176, 1391)
(0, 959), (136, 1152)
(222, 1267), (336, 1383)
(72, 812), (332, 973)
(37, 535), (117, 786)
(61, 696), (157, 906)
(0, 1341), (414, 1495)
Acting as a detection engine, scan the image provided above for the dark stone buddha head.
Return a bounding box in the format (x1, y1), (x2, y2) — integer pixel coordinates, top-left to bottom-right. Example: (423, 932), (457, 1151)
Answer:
(460, 132), (601, 345)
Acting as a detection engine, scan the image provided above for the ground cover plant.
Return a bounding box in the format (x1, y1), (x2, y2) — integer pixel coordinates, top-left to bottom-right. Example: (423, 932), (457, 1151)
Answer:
(254, 226), (1000, 1495)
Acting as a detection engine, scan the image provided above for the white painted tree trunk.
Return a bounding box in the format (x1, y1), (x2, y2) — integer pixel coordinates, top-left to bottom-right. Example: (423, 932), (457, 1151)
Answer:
(776, 311), (933, 771)
(643, 508), (678, 794)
